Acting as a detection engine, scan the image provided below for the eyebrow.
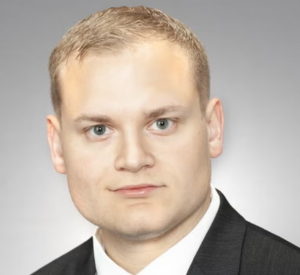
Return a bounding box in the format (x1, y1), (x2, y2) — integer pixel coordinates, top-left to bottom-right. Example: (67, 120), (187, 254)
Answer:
(74, 105), (188, 124)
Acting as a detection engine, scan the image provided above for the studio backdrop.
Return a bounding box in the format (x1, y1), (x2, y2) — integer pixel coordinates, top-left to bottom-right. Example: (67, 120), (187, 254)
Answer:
(0, 1), (299, 274)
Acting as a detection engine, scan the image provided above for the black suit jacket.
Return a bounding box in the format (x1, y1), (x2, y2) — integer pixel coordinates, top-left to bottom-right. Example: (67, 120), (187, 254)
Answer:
(31, 190), (300, 274)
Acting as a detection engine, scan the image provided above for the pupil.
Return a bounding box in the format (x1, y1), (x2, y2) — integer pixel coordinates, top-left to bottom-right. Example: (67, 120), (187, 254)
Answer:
(94, 126), (105, 135)
(157, 119), (168, 129)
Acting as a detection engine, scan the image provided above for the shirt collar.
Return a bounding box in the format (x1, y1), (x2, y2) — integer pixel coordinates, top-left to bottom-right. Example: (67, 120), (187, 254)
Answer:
(93, 185), (220, 275)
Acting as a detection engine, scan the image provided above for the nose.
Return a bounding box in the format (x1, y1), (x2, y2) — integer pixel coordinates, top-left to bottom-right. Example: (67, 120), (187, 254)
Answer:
(114, 132), (155, 172)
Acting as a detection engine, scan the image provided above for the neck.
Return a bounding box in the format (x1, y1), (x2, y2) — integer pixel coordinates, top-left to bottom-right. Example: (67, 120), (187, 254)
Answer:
(96, 193), (211, 274)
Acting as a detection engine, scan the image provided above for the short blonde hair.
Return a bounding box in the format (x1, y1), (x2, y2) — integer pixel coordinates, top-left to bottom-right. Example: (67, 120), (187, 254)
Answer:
(49, 6), (210, 118)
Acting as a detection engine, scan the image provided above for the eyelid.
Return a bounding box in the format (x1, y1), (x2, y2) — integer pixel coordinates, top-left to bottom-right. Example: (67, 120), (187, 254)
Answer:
(86, 124), (113, 138)
(148, 118), (176, 131)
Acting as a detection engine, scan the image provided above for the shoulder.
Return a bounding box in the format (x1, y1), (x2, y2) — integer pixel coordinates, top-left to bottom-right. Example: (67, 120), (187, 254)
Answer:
(31, 237), (95, 275)
(216, 189), (300, 273)
(241, 221), (300, 274)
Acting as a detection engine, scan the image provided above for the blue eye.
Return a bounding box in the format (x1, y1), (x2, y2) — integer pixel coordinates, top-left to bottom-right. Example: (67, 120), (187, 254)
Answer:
(87, 118), (174, 140)
(91, 125), (107, 136)
(155, 119), (170, 130)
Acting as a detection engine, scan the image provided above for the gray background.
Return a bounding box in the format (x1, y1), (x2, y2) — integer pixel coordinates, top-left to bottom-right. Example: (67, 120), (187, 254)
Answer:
(0, 0), (299, 274)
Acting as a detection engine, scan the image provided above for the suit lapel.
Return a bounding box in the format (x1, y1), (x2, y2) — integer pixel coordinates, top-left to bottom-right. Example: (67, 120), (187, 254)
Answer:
(78, 247), (96, 275)
(187, 190), (247, 275)
(70, 237), (96, 275)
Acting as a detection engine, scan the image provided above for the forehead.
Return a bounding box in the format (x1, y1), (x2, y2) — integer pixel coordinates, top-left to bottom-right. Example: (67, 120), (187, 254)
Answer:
(59, 41), (198, 120)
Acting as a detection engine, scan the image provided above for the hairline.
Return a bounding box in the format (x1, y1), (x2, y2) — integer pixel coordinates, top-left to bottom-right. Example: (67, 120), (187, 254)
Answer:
(54, 39), (205, 123)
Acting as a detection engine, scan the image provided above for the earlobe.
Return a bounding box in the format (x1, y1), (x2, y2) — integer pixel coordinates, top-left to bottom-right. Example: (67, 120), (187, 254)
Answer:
(205, 98), (224, 158)
(47, 115), (66, 174)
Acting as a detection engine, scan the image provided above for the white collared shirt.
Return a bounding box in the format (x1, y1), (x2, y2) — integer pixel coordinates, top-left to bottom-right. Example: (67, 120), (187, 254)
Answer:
(93, 186), (220, 275)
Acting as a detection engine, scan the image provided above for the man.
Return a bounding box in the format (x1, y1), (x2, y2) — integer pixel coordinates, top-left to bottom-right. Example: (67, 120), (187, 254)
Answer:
(32, 6), (300, 275)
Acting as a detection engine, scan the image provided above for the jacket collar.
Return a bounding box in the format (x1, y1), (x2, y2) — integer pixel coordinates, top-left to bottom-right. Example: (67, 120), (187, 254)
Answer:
(187, 189), (246, 275)
(73, 237), (96, 275)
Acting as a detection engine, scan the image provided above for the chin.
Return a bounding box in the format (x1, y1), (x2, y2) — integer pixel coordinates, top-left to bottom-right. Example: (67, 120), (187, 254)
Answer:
(110, 214), (171, 241)
(114, 225), (168, 241)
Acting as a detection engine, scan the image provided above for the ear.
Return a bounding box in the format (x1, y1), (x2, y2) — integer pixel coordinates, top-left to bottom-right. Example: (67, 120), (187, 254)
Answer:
(46, 115), (66, 174)
(205, 98), (224, 158)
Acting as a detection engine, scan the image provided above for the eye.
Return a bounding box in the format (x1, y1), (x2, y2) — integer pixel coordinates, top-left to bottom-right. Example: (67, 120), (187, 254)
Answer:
(88, 125), (111, 137)
(150, 118), (174, 131)
(86, 119), (175, 139)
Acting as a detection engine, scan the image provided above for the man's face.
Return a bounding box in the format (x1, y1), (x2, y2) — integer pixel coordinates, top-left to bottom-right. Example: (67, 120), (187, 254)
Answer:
(48, 41), (223, 240)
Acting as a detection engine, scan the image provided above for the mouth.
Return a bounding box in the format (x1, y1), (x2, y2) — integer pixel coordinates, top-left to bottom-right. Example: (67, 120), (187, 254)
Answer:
(113, 184), (162, 197)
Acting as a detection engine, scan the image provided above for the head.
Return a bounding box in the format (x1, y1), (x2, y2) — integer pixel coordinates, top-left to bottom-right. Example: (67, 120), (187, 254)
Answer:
(47, 6), (224, 241)
(49, 6), (210, 119)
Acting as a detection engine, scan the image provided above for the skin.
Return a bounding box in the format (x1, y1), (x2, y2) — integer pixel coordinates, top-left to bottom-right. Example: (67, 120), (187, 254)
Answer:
(47, 41), (224, 274)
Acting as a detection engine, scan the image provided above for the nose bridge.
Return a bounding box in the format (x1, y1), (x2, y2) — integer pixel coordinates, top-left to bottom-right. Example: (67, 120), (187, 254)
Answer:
(114, 125), (154, 172)
(123, 127), (144, 153)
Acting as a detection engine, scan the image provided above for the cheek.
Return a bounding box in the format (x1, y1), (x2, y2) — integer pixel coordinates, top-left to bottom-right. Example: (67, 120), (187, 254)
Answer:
(63, 133), (112, 184)
(167, 128), (210, 194)
(64, 153), (114, 225)
(62, 136), (113, 210)
(171, 127), (209, 171)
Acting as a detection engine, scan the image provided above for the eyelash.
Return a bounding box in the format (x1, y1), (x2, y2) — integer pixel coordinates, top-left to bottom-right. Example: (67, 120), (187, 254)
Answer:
(86, 118), (176, 138)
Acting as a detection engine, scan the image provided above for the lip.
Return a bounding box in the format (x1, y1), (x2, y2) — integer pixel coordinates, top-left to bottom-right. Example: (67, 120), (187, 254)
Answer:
(113, 184), (161, 197)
